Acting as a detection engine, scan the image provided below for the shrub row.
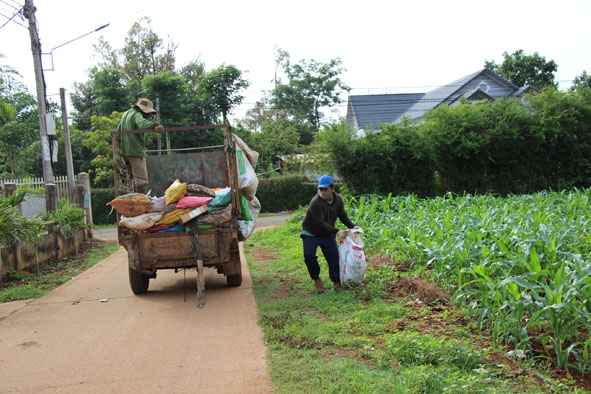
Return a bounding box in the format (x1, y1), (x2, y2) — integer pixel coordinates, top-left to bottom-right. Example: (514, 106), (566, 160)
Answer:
(256, 175), (316, 213)
(91, 188), (117, 225)
(325, 87), (591, 197)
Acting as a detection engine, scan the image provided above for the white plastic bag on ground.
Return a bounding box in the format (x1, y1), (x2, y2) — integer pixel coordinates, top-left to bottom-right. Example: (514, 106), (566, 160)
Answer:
(339, 228), (366, 283)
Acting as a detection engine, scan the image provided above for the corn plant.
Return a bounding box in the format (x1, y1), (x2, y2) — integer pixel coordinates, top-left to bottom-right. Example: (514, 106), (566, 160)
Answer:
(528, 260), (591, 370)
(346, 189), (591, 374)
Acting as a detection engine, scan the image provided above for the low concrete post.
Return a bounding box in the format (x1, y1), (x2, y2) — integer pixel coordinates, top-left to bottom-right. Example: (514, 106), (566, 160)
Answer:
(3, 183), (16, 197)
(76, 172), (93, 225)
(73, 184), (88, 242)
(45, 183), (58, 213)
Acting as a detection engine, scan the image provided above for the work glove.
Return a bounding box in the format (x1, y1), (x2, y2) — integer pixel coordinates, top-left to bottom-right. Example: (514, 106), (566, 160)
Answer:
(337, 230), (347, 240)
(155, 125), (165, 133)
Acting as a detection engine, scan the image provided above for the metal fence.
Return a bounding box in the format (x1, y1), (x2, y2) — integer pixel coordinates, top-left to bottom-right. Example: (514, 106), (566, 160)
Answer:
(0, 175), (71, 200)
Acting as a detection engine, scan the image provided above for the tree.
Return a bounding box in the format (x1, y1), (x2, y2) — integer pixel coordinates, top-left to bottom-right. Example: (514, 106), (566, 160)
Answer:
(485, 50), (558, 90)
(243, 99), (287, 133)
(142, 71), (192, 127)
(71, 17), (178, 130)
(70, 80), (96, 131)
(0, 62), (38, 121)
(141, 71), (222, 149)
(178, 59), (219, 126)
(571, 70), (591, 91)
(1, 63), (28, 100)
(251, 118), (301, 172)
(82, 112), (121, 188)
(0, 101), (39, 178)
(93, 68), (129, 116)
(121, 16), (177, 87)
(271, 51), (350, 134)
(179, 59), (206, 90)
(198, 64), (250, 124)
(53, 125), (94, 181)
(423, 98), (535, 194)
(70, 67), (128, 131)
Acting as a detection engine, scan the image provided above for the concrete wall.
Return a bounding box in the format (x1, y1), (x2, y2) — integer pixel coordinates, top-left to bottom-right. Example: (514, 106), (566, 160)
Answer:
(1, 229), (89, 281)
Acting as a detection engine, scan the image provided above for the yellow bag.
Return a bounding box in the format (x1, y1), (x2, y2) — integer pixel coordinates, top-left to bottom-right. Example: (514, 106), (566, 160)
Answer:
(155, 208), (192, 225)
(164, 179), (186, 205)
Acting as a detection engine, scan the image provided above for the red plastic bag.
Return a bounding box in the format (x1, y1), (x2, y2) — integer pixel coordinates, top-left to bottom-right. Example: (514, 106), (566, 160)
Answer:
(176, 195), (213, 209)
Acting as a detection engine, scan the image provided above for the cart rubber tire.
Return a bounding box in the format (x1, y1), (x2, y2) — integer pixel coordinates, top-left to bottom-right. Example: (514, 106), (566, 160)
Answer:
(129, 268), (150, 294)
(226, 274), (242, 287)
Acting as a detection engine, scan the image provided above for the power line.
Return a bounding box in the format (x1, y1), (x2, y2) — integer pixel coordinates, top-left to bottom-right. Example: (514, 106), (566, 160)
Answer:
(1, 0), (23, 7)
(0, 0), (26, 30)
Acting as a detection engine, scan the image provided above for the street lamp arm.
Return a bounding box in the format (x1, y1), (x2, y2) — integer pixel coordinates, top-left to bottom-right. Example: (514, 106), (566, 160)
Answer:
(46, 23), (110, 55)
(41, 23), (109, 71)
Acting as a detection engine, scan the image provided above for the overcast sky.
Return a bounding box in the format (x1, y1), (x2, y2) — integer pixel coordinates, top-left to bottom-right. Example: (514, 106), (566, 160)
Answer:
(1, 0), (590, 122)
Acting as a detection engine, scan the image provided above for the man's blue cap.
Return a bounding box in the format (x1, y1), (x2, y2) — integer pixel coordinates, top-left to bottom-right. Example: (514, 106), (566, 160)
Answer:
(317, 174), (334, 189)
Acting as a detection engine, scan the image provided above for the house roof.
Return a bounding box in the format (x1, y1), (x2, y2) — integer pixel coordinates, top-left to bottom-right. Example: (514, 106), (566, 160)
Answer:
(347, 93), (425, 130)
(347, 68), (528, 132)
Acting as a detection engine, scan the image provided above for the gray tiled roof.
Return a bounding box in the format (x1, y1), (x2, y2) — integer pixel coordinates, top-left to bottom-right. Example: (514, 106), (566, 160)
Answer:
(348, 68), (527, 132)
(348, 93), (425, 130)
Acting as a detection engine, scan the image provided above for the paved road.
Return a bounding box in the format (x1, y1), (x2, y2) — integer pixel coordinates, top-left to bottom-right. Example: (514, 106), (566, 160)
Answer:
(0, 214), (291, 394)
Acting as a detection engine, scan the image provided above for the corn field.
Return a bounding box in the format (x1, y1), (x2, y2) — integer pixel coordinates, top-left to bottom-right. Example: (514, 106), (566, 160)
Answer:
(346, 189), (591, 374)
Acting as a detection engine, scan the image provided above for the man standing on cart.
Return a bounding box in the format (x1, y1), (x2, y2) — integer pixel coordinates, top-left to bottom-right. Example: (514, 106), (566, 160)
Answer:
(117, 98), (165, 194)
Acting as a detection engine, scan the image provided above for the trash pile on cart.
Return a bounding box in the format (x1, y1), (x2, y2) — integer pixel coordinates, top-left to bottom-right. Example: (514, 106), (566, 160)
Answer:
(108, 134), (260, 241)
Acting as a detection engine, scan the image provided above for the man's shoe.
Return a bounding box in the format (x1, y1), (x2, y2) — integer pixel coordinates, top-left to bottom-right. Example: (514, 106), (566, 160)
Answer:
(314, 278), (325, 294)
(334, 282), (342, 291)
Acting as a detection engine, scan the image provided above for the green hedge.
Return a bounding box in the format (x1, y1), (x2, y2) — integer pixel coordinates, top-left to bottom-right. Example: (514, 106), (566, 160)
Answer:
(91, 188), (117, 225)
(325, 88), (591, 196)
(256, 176), (317, 213)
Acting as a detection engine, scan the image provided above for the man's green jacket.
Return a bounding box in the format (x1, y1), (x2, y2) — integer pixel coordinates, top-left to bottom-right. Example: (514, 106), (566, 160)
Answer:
(117, 107), (159, 157)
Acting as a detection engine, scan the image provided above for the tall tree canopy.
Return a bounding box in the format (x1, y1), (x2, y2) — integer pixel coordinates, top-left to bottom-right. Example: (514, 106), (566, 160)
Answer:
(198, 64), (250, 124)
(0, 101), (39, 178)
(271, 50), (350, 133)
(121, 17), (177, 88)
(485, 50), (558, 90)
(0, 62), (41, 178)
(572, 70), (591, 91)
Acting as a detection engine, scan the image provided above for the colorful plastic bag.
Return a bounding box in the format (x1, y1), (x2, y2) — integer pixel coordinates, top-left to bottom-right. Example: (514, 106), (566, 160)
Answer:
(338, 228), (366, 283)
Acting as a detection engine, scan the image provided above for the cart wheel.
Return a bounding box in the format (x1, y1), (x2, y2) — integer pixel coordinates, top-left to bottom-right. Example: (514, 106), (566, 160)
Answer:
(129, 268), (150, 294)
(226, 274), (242, 287)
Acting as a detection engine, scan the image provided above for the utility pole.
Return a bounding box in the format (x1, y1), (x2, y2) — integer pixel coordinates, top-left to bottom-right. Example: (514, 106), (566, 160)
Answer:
(60, 88), (75, 197)
(24, 0), (54, 184)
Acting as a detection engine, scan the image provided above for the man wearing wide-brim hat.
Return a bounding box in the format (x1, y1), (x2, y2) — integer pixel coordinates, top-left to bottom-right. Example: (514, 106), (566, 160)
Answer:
(117, 98), (165, 194)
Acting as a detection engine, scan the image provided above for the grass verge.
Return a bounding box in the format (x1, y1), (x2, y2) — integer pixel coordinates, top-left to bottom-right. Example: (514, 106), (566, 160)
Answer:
(244, 212), (590, 394)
